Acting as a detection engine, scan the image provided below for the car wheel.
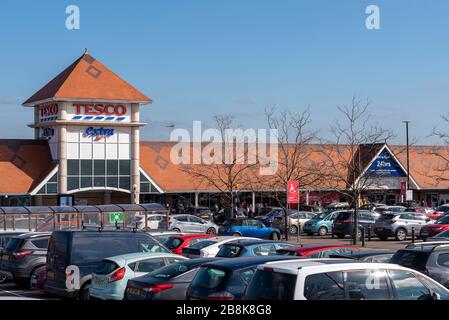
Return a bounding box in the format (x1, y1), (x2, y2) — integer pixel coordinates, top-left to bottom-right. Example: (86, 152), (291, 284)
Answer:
(395, 228), (407, 241)
(29, 268), (41, 289)
(318, 226), (328, 236)
(79, 282), (91, 301)
(289, 225), (298, 235)
(173, 228), (181, 233)
(232, 232), (241, 237)
(270, 232), (280, 240)
(336, 233), (345, 239)
(206, 227), (216, 234)
(378, 234), (388, 241)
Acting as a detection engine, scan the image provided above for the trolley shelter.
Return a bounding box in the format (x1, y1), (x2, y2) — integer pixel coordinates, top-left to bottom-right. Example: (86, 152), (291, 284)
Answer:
(0, 203), (168, 232)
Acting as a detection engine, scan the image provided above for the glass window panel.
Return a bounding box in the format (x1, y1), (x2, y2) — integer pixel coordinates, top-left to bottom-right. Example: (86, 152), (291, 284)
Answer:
(119, 160), (130, 176)
(81, 160), (92, 175)
(67, 177), (79, 191)
(94, 160), (106, 176)
(37, 186), (46, 194)
(107, 160), (119, 175)
(94, 176), (105, 187)
(67, 159), (79, 175)
(140, 183), (150, 193)
(107, 176), (118, 188)
(49, 173), (58, 183)
(81, 177), (92, 188)
(119, 177), (130, 190)
(47, 183), (57, 194)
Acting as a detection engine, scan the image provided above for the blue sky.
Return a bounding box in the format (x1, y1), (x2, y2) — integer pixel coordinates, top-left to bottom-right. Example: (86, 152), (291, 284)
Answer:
(1, 0), (449, 144)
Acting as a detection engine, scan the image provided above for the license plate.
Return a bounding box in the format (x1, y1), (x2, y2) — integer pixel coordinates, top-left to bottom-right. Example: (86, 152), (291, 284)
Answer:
(127, 288), (141, 296)
(94, 278), (105, 287)
(47, 271), (54, 279)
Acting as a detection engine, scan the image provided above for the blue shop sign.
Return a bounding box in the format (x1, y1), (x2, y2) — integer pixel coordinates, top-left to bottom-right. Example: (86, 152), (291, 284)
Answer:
(85, 127), (115, 141)
(366, 149), (406, 177)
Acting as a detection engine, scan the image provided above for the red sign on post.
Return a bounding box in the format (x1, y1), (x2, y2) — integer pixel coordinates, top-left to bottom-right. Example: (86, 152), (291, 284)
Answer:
(400, 181), (407, 195)
(287, 180), (299, 204)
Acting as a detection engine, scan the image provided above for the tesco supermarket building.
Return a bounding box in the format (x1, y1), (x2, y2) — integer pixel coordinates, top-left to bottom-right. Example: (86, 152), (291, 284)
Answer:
(2, 52), (449, 209)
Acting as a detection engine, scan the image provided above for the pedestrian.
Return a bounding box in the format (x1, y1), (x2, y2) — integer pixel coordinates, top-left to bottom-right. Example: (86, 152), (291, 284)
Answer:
(248, 205), (254, 218)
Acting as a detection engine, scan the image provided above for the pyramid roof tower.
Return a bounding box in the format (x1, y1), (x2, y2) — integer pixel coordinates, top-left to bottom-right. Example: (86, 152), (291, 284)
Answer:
(23, 51), (151, 106)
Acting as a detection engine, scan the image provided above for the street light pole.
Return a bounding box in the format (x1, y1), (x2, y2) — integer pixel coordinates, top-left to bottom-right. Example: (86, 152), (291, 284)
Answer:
(403, 121), (411, 192)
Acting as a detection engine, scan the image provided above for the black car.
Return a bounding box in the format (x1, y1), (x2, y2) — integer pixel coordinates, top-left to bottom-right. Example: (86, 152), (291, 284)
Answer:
(0, 232), (51, 287)
(329, 249), (396, 262)
(125, 258), (218, 300)
(44, 230), (170, 300)
(390, 242), (449, 288)
(333, 210), (381, 239)
(186, 255), (300, 300)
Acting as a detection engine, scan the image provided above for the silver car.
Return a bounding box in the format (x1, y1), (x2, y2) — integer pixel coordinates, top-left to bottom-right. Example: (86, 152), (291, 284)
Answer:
(374, 212), (433, 241)
(168, 214), (219, 234)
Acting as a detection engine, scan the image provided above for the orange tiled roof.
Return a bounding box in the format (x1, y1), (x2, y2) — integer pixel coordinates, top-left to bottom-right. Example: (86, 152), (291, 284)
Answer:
(0, 140), (55, 194)
(23, 52), (151, 106)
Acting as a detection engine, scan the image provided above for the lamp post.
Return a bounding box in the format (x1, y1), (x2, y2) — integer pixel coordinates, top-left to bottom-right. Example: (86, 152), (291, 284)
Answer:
(402, 121), (411, 193)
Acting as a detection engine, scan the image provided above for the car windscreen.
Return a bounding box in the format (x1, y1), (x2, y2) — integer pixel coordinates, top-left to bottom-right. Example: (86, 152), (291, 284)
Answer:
(312, 212), (328, 220)
(95, 259), (120, 275)
(70, 235), (168, 264)
(147, 262), (191, 279)
(189, 239), (218, 249)
(436, 215), (449, 224)
(335, 212), (352, 221)
(390, 250), (431, 271)
(191, 267), (229, 290)
(275, 249), (297, 256)
(5, 238), (23, 251)
(246, 270), (296, 300)
(163, 237), (183, 249)
(216, 244), (243, 257)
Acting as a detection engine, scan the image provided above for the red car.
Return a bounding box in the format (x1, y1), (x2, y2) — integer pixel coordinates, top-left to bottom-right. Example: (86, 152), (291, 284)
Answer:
(275, 244), (361, 258)
(411, 207), (444, 221)
(163, 234), (216, 255)
(419, 215), (449, 239)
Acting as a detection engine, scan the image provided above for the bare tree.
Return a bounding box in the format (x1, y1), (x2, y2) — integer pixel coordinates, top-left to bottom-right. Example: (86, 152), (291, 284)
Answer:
(320, 97), (394, 245)
(428, 114), (449, 184)
(181, 114), (258, 213)
(253, 107), (326, 240)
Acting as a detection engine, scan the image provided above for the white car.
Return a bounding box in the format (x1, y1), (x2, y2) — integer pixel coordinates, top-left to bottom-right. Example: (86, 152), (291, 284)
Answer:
(245, 259), (449, 300)
(181, 236), (260, 258)
(288, 211), (316, 234)
(136, 213), (167, 230)
(168, 214), (219, 234)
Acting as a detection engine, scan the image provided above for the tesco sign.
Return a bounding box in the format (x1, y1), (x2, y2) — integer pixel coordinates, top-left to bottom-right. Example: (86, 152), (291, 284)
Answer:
(73, 103), (127, 116)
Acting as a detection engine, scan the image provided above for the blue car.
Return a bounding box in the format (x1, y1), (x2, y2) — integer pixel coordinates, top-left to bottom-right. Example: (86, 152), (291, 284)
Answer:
(218, 219), (281, 240)
(302, 211), (342, 236)
(254, 208), (285, 226)
(215, 239), (295, 258)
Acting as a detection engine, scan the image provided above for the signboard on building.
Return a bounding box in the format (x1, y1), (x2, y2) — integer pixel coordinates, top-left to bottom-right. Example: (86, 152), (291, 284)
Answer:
(400, 181), (407, 195)
(287, 180), (299, 204)
(68, 103), (131, 122)
(366, 149), (406, 178)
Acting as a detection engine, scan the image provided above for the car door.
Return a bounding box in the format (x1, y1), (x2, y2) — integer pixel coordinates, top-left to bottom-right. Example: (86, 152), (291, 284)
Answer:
(188, 216), (205, 233)
(175, 215), (192, 232)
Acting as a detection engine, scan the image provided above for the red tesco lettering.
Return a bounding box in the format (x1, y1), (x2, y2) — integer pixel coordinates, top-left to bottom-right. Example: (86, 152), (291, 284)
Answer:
(73, 103), (127, 116)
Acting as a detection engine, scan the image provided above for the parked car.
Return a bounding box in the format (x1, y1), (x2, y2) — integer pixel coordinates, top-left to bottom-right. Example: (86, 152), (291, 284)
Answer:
(182, 236), (259, 258)
(168, 214), (218, 234)
(90, 252), (188, 300)
(329, 249), (396, 263)
(333, 210), (381, 239)
(374, 212), (434, 241)
(44, 230), (170, 300)
(148, 231), (186, 246)
(302, 211), (341, 236)
(0, 231), (26, 283)
(275, 244), (360, 258)
(213, 208), (247, 225)
(360, 203), (385, 211)
(0, 232), (50, 287)
(125, 258), (217, 300)
(297, 204), (323, 214)
(428, 229), (449, 242)
(245, 259), (449, 300)
(420, 215), (449, 240)
(325, 202), (350, 210)
(411, 207), (443, 221)
(390, 242), (449, 288)
(215, 240), (295, 258)
(218, 219), (281, 240)
(186, 255), (301, 300)
(374, 206), (407, 214)
(184, 207), (214, 220)
(434, 204), (449, 217)
(163, 234), (217, 255)
(287, 211), (316, 234)
(254, 207), (285, 227)
(136, 214), (167, 230)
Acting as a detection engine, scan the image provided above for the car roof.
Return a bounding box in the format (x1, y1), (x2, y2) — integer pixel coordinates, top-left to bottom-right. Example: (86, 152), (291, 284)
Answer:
(13, 232), (51, 239)
(280, 244), (354, 251)
(175, 234), (215, 240)
(222, 239), (283, 246)
(332, 250), (395, 258)
(105, 252), (186, 263)
(201, 255), (303, 270)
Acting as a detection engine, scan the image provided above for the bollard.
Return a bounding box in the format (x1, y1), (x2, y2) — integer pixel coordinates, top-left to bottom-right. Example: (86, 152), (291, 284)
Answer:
(297, 223), (300, 243)
(411, 227), (415, 243)
(368, 226), (372, 241)
(361, 228), (366, 247)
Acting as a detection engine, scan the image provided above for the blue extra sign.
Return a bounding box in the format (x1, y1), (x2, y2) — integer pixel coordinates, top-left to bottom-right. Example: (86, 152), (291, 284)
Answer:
(366, 149), (406, 177)
(85, 127), (115, 141)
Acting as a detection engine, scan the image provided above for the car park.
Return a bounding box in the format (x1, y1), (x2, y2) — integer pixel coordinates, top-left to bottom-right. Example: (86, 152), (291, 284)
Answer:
(168, 214), (218, 234)
(125, 258), (217, 300)
(333, 210), (381, 239)
(302, 211), (341, 236)
(218, 218), (281, 240)
(245, 259), (449, 300)
(0, 232), (51, 287)
(44, 230), (170, 300)
(419, 215), (449, 240)
(163, 234), (217, 255)
(287, 211), (316, 234)
(182, 236), (259, 258)
(329, 249), (396, 262)
(90, 252), (188, 300)
(186, 255), (301, 300)
(390, 242), (449, 288)
(275, 244), (360, 258)
(374, 212), (433, 241)
(215, 239), (294, 258)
